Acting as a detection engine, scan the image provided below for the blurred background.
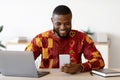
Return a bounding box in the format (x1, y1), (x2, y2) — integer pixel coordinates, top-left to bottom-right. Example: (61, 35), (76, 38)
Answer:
(0, 0), (120, 68)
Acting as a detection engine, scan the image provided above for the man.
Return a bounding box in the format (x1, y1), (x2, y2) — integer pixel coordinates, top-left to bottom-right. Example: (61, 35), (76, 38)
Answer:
(25, 5), (104, 74)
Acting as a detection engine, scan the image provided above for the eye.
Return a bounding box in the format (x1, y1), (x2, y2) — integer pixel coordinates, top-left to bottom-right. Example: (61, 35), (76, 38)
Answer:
(55, 22), (61, 26)
(65, 22), (70, 26)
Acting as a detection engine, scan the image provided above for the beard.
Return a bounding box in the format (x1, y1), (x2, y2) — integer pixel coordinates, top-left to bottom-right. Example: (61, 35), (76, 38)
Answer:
(53, 28), (71, 39)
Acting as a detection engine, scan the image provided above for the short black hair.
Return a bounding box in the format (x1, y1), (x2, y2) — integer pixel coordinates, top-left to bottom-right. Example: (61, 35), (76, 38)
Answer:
(52, 5), (72, 16)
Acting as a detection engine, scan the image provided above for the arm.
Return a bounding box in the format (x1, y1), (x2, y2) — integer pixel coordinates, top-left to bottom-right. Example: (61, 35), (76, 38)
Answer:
(81, 34), (105, 72)
(61, 34), (105, 74)
(25, 36), (42, 60)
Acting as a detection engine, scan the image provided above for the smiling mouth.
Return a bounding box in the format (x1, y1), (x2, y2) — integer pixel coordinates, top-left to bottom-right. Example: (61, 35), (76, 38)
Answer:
(60, 30), (66, 34)
(59, 30), (68, 36)
(53, 28), (70, 38)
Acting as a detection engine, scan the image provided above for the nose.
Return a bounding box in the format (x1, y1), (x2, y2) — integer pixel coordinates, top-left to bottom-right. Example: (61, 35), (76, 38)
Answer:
(60, 24), (66, 30)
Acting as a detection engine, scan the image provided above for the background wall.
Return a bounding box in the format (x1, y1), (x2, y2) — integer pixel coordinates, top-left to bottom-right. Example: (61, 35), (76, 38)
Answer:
(0, 0), (120, 68)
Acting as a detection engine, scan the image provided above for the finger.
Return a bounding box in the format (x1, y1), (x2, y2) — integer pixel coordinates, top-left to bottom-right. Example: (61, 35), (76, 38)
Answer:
(61, 66), (64, 72)
(63, 67), (69, 73)
(64, 64), (71, 67)
(64, 63), (69, 66)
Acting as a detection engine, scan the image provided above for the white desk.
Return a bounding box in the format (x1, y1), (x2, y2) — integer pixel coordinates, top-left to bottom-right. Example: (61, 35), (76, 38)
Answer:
(0, 69), (120, 80)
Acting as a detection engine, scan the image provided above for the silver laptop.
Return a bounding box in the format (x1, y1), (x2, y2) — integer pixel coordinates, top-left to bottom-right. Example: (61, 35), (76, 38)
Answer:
(0, 51), (50, 78)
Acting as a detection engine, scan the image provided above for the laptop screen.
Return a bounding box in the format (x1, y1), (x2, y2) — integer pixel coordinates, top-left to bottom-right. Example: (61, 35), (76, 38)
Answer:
(0, 51), (39, 77)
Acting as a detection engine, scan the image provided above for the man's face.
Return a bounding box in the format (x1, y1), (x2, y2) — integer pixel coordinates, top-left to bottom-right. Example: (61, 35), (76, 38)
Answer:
(51, 14), (72, 38)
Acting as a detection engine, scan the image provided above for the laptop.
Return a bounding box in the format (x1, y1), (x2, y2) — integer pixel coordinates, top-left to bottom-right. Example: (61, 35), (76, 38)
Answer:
(0, 51), (50, 78)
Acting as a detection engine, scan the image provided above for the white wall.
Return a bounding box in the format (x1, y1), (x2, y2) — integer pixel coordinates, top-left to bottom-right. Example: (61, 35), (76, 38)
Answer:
(0, 0), (120, 68)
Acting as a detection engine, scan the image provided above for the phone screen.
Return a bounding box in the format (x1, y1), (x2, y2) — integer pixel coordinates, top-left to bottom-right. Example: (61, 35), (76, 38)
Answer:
(59, 54), (70, 67)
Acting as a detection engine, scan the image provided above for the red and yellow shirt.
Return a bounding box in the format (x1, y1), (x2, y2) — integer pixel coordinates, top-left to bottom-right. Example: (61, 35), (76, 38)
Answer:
(25, 29), (104, 72)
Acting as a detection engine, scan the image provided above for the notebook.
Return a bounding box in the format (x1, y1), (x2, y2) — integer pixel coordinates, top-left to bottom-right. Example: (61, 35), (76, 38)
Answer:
(91, 68), (120, 77)
(0, 51), (50, 78)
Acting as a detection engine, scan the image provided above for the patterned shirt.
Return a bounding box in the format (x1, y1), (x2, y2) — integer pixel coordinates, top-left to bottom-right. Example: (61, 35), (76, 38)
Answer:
(25, 29), (104, 72)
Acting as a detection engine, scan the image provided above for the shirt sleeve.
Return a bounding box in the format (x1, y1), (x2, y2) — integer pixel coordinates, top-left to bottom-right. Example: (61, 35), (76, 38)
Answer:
(81, 34), (105, 72)
(25, 36), (42, 60)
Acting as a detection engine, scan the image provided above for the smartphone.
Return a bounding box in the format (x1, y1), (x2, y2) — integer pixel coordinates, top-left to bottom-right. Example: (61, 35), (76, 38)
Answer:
(59, 54), (70, 67)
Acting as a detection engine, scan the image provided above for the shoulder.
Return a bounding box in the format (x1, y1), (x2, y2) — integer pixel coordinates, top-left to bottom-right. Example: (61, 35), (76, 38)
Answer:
(69, 29), (86, 38)
(35, 30), (53, 38)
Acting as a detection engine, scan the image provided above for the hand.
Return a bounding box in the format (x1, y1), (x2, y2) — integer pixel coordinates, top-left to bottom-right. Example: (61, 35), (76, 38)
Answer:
(61, 63), (82, 74)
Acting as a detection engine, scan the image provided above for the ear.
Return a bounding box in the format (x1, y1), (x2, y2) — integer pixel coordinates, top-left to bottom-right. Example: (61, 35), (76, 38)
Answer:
(51, 18), (53, 23)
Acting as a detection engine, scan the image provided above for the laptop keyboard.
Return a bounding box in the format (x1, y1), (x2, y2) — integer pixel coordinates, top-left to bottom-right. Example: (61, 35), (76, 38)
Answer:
(37, 71), (50, 77)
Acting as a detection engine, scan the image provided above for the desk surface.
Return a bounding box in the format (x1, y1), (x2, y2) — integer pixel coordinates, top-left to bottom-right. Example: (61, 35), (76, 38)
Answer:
(0, 69), (120, 80)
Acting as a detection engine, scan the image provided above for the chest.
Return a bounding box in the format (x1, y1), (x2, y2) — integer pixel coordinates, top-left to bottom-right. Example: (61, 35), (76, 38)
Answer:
(50, 38), (83, 55)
